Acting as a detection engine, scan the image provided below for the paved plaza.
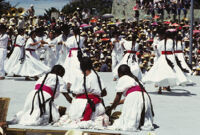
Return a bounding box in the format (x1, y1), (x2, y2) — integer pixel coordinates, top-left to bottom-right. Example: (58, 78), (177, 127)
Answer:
(0, 73), (200, 135)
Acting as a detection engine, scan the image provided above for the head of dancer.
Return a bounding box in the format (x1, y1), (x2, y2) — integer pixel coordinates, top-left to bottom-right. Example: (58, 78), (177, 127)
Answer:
(118, 64), (133, 78)
(80, 57), (93, 75)
(50, 65), (65, 77)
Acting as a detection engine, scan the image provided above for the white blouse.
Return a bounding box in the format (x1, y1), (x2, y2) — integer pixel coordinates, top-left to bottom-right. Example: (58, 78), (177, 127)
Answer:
(16, 35), (26, 46)
(116, 75), (138, 96)
(0, 34), (9, 49)
(35, 73), (67, 98)
(71, 70), (105, 96)
(25, 38), (39, 50)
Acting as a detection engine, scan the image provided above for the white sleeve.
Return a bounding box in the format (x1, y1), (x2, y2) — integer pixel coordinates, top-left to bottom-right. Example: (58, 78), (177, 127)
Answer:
(59, 78), (67, 93)
(116, 76), (137, 93)
(0, 34), (8, 41)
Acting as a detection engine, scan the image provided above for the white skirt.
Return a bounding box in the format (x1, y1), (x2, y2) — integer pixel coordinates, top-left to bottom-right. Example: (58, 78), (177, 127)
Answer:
(175, 53), (192, 75)
(11, 51), (50, 77)
(54, 98), (109, 129)
(5, 47), (23, 75)
(108, 91), (154, 131)
(44, 47), (58, 68)
(56, 45), (69, 66)
(63, 50), (80, 83)
(142, 55), (189, 87)
(113, 53), (142, 80)
(12, 90), (60, 126)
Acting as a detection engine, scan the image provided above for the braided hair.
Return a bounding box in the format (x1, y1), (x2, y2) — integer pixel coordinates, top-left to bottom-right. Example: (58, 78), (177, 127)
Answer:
(30, 65), (65, 123)
(118, 64), (154, 129)
(80, 57), (106, 110)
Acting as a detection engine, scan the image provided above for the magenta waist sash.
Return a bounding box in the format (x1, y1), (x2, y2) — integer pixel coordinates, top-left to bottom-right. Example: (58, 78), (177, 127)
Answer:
(69, 48), (78, 57)
(26, 48), (35, 55)
(14, 44), (21, 47)
(35, 84), (53, 97)
(125, 85), (144, 97)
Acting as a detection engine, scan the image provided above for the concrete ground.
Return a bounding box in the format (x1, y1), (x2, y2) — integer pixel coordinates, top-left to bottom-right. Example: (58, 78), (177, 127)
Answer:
(0, 73), (200, 135)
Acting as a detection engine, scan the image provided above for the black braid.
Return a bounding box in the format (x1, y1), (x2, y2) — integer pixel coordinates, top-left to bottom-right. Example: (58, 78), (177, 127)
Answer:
(30, 73), (49, 116)
(83, 72), (96, 112)
(92, 68), (106, 109)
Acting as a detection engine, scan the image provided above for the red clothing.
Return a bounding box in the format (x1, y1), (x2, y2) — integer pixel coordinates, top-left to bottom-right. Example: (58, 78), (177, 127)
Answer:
(76, 94), (101, 121)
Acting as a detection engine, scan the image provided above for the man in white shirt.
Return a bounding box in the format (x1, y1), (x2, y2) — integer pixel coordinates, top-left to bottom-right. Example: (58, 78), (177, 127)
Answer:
(0, 24), (8, 79)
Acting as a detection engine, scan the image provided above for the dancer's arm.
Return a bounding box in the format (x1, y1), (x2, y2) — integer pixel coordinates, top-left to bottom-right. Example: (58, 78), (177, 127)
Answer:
(106, 92), (122, 116)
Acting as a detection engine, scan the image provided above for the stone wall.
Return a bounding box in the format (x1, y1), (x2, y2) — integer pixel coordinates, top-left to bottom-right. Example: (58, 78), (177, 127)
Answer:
(111, 0), (200, 22)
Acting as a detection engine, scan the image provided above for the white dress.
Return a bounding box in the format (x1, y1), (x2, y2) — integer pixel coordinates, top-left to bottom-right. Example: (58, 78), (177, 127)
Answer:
(63, 35), (85, 84)
(54, 71), (109, 129)
(56, 34), (69, 66)
(152, 36), (161, 63)
(44, 38), (58, 68)
(142, 39), (189, 87)
(111, 38), (124, 70)
(12, 73), (67, 126)
(0, 34), (8, 77)
(11, 38), (50, 77)
(109, 75), (154, 131)
(5, 35), (26, 75)
(112, 39), (142, 80)
(174, 41), (192, 75)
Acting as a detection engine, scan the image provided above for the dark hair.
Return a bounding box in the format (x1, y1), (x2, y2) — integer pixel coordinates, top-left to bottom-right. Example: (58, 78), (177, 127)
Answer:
(80, 57), (93, 73)
(72, 26), (80, 35)
(80, 57), (106, 111)
(29, 30), (36, 36)
(17, 28), (24, 35)
(50, 65), (65, 77)
(118, 64), (154, 128)
(118, 64), (142, 88)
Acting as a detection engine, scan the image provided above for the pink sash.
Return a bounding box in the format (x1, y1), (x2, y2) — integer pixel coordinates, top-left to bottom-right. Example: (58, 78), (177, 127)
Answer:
(35, 84), (53, 97)
(125, 86), (144, 97)
(68, 48), (78, 57)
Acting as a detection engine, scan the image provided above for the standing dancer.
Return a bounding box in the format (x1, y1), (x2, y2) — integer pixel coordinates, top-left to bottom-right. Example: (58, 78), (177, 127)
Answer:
(56, 25), (70, 66)
(55, 57), (109, 129)
(142, 28), (189, 94)
(0, 24), (8, 80)
(12, 31), (50, 80)
(110, 32), (124, 71)
(11, 65), (72, 126)
(44, 31), (58, 68)
(5, 29), (26, 75)
(63, 27), (85, 89)
(113, 34), (142, 81)
(107, 65), (154, 131)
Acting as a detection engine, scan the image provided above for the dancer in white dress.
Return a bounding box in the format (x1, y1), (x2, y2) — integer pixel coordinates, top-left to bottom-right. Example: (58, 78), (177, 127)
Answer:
(142, 28), (190, 93)
(63, 27), (85, 88)
(110, 32), (124, 70)
(54, 57), (109, 129)
(152, 34), (161, 63)
(0, 24), (8, 80)
(12, 31), (50, 79)
(5, 29), (26, 75)
(11, 65), (72, 126)
(113, 34), (142, 81)
(44, 31), (58, 68)
(56, 25), (70, 66)
(107, 65), (154, 131)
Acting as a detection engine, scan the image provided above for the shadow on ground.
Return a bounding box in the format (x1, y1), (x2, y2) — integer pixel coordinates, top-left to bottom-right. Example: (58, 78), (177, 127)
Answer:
(149, 89), (196, 97)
